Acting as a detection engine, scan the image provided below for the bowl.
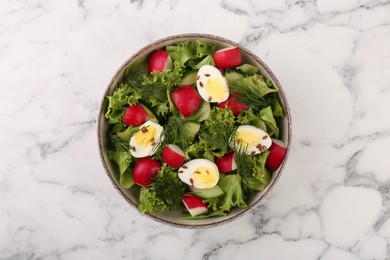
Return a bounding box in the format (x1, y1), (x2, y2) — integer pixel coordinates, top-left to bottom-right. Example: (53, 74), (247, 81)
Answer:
(97, 33), (292, 228)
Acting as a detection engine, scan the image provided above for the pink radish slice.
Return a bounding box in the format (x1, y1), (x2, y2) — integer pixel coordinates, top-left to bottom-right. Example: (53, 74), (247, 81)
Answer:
(265, 139), (287, 171)
(171, 85), (202, 118)
(148, 50), (173, 74)
(214, 47), (242, 69)
(122, 103), (149, 126)
(182, 193), (208, 216)
(133, 157), (161, 187)
(214, 151), (237, 173)
(218, 93), (248, 116)
(162, 144), (185, 168)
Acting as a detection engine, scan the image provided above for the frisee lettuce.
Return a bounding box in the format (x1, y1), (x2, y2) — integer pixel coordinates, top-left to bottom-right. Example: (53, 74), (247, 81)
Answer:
(139, 187), (167, 214)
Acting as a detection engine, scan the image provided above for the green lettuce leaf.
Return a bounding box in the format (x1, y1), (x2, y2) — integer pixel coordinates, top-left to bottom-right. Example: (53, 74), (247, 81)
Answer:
(245, 151), (271, 191)
(260, 106), (279, 137)
(237, 64), (259, 75)
(108, 150), (134, 189)
(104, 83), (142, 124)
(236, 106), (279, 137)
(205, 174), (247, 212)
(117, 125), (138, 143)
(119, 168), (134, 189)
(139, 187), (167, 214)
(164, 40), (215, 82)
(237, 107), (266, 130)
(268, 94), (284, 117)
(234, 149), (271, 191)
(252, 74), (278, 97)
(188, 55), (215, 69)
(251, 151), (271, 188)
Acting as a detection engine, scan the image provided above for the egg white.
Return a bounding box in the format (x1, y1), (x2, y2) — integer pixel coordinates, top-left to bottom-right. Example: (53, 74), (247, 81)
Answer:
(129, 120), (163, 158)
(178, 159), (220, 189)
(196, 65), (229, 103)
(231, 125), (272, 155)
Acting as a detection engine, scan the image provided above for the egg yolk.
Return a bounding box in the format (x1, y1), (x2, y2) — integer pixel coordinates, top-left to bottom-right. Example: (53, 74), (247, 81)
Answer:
(205, 77), (227, 101)
(134, 125), (157, 147)
(192, 166), (217, 188)
(235, 130), (261, 149)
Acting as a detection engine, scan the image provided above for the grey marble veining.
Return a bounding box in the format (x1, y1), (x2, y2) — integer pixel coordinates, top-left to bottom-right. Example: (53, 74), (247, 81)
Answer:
(1, 0), (390, 259)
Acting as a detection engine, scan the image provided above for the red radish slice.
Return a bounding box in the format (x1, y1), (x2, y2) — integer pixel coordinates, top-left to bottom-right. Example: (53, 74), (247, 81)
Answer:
(162, 144), (185, 168)
(218, 93), (248, 116)
(227, 101), (249, 116)
(214, 47), (242, 69)
(148, 50), (173, 74)
(265, 139), (287, 171)
(215, 151), (237, 173)
(122, 103), (148, 126)
(171, 86), (202, 117)
(182, 193), (208, 216)
(133, 157), (161, 187)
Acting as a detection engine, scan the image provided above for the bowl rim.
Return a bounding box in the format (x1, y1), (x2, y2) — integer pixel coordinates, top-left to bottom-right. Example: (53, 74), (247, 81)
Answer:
(97, 33), (292, 229)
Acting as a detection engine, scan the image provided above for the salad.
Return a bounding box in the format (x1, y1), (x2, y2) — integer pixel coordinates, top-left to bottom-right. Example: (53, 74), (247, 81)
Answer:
(104, 40), (287, 219)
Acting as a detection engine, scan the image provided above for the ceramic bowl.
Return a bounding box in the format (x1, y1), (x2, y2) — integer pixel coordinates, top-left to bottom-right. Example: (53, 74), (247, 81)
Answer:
(97, 33), (292, 228)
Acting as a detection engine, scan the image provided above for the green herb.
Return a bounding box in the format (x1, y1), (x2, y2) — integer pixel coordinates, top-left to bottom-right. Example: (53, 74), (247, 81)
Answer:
(197, 107), (236, 158)
(110, 134), (130, 152)
(151, 164), (185, 209)
(228, 78), (267, 111)
(234, 146), (271, 191)
(161, 116), (192, 148)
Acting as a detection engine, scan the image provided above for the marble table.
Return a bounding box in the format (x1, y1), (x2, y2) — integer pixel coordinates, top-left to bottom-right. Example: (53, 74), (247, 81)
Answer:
(1, 0), (390, 259)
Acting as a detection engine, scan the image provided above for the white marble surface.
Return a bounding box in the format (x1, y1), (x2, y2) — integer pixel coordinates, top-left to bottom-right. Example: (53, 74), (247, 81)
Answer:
(1, 0), (390, 259)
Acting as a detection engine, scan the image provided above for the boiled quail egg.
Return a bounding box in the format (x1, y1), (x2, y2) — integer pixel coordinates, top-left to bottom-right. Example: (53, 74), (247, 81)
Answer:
(231, 125), (272, 155)
(178, 159), (220, 189)
(129, 120), (163, 158)
(196, 65), (229, 103)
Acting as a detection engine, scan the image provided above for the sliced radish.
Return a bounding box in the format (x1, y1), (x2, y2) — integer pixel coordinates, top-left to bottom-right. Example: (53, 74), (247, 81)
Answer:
(171, 86), (202, 117)
(122, 103), (149, 126)
(214, 47), (242, 69)
(265, 139), (287, 171)
(148, 50), (173, 74)
(218, 93), (249, 116)
(182, 193), (208, 216)
(133, 157), (161, 187)
(214, 151), (237, 173)
(162, 144), (185, 168)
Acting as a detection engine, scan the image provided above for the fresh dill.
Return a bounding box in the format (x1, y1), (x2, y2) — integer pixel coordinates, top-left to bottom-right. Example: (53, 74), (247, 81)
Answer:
(122, 64), (173, 112)
(228, 79), (269, 111)
(162, 116), (192, 148)
(151, 165), (185, 209)
(151, 116), (193, 159)
(233, 146), (253, 181)
(110, 134), (130, 152)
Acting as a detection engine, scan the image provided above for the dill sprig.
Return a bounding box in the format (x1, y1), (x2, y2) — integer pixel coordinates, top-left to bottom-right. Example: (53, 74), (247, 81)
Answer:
(228, 79), (269, 111)
(110, 134), (130, 152)
(233, 145), (253, 181)
(151, 116), (192, 159)
(162, 116), (192, 148)
(123, 65), (171, 102)
(151, 165), (185, 209)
